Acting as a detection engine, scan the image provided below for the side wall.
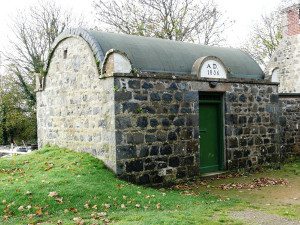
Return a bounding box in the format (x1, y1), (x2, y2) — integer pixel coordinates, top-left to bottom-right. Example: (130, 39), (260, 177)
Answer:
(114, 76), (279, 184)
(279, 95), (300, 157)
(36, 37), (116, 170)
(266, 35), (300, 93)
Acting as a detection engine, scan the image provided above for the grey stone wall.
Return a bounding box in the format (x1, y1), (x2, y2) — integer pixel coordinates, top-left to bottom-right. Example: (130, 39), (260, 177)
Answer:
(114, 78), (199, 184)
(225, 84), (280, 168)
(113, 76), (279, 184)
(266, 35), (300, 93)
(36, 37), (117, 171)
(279, 94), (300, 157)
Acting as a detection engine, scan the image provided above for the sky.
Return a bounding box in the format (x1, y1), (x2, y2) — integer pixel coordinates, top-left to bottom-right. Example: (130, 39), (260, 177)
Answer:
(0, 0), (291, 67)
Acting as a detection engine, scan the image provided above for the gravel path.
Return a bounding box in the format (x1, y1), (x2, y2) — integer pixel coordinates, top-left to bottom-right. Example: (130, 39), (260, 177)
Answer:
(230, 210), (300, 225)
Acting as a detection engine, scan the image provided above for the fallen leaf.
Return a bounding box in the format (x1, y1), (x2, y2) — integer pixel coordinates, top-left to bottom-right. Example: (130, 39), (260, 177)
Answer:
(103, 203), (110, 209)
(55, 197), (63, 204)
(69, 207), (78, 213)
(48, 192), (58, 197)
(18, 206), (24, 211)
(121, 204), (126, 209)
(135, 204), (140, 208)
(35, 207), (43, 216)
(92, 205), (97, 209)
(156, 203), (161, 209)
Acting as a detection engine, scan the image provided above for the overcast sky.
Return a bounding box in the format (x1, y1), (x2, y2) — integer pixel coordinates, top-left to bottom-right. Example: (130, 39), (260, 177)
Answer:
(0, 0), (290, 66)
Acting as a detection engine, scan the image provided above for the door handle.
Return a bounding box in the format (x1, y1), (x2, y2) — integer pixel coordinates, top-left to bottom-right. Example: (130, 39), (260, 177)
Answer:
(199, 129), (207, 132)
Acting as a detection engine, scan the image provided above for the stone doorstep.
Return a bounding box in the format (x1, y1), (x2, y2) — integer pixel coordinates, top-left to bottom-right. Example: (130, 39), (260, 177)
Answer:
(200, 171), (227, 178)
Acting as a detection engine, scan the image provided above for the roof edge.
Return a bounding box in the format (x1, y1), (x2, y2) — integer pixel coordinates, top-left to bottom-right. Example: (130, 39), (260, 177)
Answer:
(44, 28), (105, 75)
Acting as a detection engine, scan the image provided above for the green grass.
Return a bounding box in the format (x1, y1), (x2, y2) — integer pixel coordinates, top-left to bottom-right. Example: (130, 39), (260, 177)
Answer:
(0, 147), (240, 225)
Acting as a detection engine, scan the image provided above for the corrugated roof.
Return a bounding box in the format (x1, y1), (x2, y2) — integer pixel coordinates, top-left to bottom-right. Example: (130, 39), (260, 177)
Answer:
(48, 29), (264, 80)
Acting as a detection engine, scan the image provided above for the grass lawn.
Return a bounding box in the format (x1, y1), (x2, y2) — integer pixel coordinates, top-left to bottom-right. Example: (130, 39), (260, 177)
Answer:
(0, 146), (299, 224)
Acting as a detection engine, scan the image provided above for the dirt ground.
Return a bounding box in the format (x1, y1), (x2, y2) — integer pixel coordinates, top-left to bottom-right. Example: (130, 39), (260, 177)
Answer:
(173, 160), (300, 224)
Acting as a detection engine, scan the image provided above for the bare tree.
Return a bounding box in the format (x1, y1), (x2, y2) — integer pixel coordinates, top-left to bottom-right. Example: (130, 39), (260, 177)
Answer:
(242, 10), (282, 67)
(2, 1), (85, 106)
(93, 0), (233, 45)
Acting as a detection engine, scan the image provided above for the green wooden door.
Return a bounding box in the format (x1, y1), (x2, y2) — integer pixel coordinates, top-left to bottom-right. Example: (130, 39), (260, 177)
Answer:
(199, 96), (223, 173)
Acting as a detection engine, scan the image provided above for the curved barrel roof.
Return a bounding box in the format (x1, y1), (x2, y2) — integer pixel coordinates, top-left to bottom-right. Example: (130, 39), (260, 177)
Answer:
(47, 29), (264, 79)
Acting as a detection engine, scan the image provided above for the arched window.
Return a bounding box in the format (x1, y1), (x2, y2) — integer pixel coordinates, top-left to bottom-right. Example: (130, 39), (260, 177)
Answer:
(271, 68), (280, 83)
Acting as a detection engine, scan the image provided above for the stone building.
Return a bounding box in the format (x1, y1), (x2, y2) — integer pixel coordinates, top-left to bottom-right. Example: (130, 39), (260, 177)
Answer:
(36, 29), (280, 185)
(267, 4), (300, 158)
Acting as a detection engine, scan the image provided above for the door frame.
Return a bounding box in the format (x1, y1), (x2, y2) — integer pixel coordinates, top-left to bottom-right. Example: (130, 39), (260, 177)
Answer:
(199, 92), (225, 173)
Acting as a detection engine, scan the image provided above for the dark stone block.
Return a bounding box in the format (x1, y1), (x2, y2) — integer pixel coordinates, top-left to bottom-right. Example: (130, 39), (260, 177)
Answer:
(117, 145), (137, 159)
(235, 127), (243, 135)
(238, 116), (247, 124)
(243, 149), (250, 157)
(142, 106), (156, 114)
(268, 128), (275, 134)
(160, 145), (173, 155)
(126, 160), (143, 173)
(173, 117), (185, 126)
(170, 104), (180, 114)
(145, 162), (156, 170)
(127, 133), (144, 144)
(175, 92), (183, 101)
(176, 168), (186, 178)
(248, 137), (254, 146)
(169, 157), (180, 167)
(180, 107), (192, 113)
(239, 94), (246, 102)
(233, 150), (243, 159)
(140, 146), (149, 157)
(227, 93), (237, 102)
(270, 94), (279, 103)
(259, 126), (266, 135)
(157, 131), (167, 142)
(123, 102), (139, 113)
(228, 137), (238, 148)
(162, 93), (173, 102)
(152, 175), (164, 183)
(116, 131), (123, 145)
(150, 118), (159, 127)
(187, 140), (198, 153)
(145, 134), (156, 143)
(115, 91), (132, 101)
(168, 82), (178, 90)
(150, 146), (159, 155)
(116, 117), (132, 129)
(279, 116), (286, 126)
(187, 166), (199, 177)
(186, 115), (198, 126)
(267, 145), (276, 154)
(138, 174), (150, 184)
(256, 96), (262, 102)
(226, 114), (238, 125)
(162, 118), (170, 127)
(150, 93), (161, 101)
(128, 80), (141, 89)
(142, 82), (153, 89)
(168, 132), (177, 141)
(134, 94), (147, 101)
(240, 138), (247, 147)
(181, 156), (194, 166)
(157, 162), (167, 169)
(119, 174), (136, 183)
(184, 92), (198, 102)
(137, 116), (148, 128)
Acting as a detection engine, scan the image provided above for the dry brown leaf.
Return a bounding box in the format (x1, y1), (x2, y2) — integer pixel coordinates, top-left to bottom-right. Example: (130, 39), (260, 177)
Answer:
(35, 207), (43, 216)
(156, 203), (161, 209)
(48, 192), (58, 197)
